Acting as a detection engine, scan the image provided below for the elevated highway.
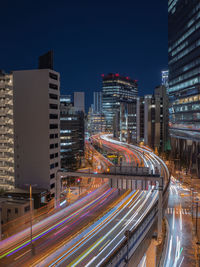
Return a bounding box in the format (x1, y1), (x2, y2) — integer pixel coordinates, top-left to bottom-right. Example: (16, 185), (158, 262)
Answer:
(0, 134), (170, 267)
(43, 134), (170, 267)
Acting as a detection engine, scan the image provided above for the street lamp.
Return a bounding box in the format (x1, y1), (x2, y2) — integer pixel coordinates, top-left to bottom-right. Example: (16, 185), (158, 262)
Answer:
(55, 169), (63, 209)
(0, 207), (2, 241)
(25, 183), (37, 256)
(195, 198), (199, 237)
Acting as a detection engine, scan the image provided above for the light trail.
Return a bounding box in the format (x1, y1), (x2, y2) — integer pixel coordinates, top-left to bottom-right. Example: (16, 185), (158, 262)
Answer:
(6, 133), (170, 267)
(46, 190), (141, 267)
(46, 189), (157, 267)
(0, 188), (115, 259)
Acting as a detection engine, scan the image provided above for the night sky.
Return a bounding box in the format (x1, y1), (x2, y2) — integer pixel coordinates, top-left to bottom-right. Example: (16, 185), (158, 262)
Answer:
(1, 0), (168, 111)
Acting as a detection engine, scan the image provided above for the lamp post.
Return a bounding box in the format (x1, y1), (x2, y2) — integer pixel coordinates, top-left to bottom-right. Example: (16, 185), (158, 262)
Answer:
(25, 183), (37, 256)
(29, 185), (34, 255)
(195, 199), (199, 237)
(191, 187), (194, 219)
(0, 207), (2, 241)
(55, 169), (64, 209)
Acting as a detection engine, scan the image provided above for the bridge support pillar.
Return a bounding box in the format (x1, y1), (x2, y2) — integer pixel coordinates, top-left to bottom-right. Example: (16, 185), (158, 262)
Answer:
(158, 177), (163, 241)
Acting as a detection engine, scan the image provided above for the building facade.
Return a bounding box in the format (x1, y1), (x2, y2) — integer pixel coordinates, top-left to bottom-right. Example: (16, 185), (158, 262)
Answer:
(114, 100), (137, 143)
(162, 70), (169, 88)
(102, 73), (138, 131)
(60, 95), (84, 170)
(137, 86), (169, 153)
(13, 69), (60, 197)
(74, 92), (85, 113)
(93, 92), (102, 113)
(0, 196), (30, 224)
(136, 97), (145, 143)
(87, 92), (105, 136)
(87, 107), (106, 135)
(0, 71), (15, 190)
(168, 0), (200, 176)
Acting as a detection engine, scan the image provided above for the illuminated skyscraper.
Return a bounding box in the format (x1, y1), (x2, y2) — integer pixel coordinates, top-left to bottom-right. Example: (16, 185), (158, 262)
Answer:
(102, 73), (138, 131)
(168, 0), (200, 176)
(93, 92), (102, 114)
(60, 95), (84, 170)
(161, 70), (169, 88)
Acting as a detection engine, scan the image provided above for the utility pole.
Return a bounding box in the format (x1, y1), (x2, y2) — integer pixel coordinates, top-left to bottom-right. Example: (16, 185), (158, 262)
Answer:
(29, 185), (35, 255)
(158, 177), (163, 241)
(0, 207), (2, 241)
(191, 188), (194, 219)
(196, 201), (199, 237)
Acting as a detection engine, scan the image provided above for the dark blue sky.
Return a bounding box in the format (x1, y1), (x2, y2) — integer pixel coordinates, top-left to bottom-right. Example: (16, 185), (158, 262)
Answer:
(1, 0), (168, 111)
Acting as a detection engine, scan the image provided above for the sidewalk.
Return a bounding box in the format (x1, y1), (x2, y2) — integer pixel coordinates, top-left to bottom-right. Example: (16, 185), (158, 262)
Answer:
(169, 168), (200, 266)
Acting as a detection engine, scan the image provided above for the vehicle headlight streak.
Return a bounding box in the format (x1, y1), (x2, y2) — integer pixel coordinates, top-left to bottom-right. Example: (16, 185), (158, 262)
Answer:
(33, 134), (169, 267)
(95, 191), (158, 267)
(47, 190), (142, 267)
(51, 190), (157, 267)
(0, 188), (114, 259)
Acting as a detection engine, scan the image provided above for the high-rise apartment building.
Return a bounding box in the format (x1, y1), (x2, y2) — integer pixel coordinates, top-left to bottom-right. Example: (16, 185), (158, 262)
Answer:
(0, 71), (15, 190)
(102, 73), (138, 131)
(60, 95), (84, 170)
(13, 69), (60, 196)
(168, 0), (200, 176)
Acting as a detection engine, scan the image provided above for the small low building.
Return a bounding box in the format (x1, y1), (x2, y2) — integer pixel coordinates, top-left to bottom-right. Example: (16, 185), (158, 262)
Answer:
(0, 197), (30, 224)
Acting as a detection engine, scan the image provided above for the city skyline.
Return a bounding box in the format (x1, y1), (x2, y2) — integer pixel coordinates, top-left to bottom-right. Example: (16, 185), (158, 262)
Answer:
(1, 1), (199, 266)
(0, 0), (168, 111)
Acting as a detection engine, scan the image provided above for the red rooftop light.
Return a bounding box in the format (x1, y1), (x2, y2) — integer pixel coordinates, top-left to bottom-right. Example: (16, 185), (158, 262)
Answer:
(126, 76), (129, 80)
(101, 74), (105, 77)
(115, 73), (119, 77)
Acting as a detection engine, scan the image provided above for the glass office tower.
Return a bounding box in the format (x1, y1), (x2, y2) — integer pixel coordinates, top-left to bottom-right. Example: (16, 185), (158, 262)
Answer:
(168, 0), (200, 177)
(102, 73), (138, 131)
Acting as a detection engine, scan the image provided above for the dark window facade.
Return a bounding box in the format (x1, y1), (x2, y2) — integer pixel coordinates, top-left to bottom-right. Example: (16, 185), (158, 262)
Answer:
(49, 83), (58, 90)
(49, 104), (58, 110)
(50, 154), (54, 159)
(50, 183), (55, 189)
(50, 173), (55, 179)
(49, 114), (58, 120)
(50, 144), (54, 149)
(49, 93), (58, 100)
(50, 124), (58, 129)
(49, 72), (58, 80)
(168, 0), (200, 141)
(50, 163), (54, 169)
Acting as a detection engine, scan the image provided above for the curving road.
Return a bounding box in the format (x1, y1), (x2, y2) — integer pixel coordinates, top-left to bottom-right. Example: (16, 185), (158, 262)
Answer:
(32, 134), (169, 267)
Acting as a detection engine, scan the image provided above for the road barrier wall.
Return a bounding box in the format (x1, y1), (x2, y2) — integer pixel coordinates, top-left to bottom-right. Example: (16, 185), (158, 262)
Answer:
(100, 178), (170, 267)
